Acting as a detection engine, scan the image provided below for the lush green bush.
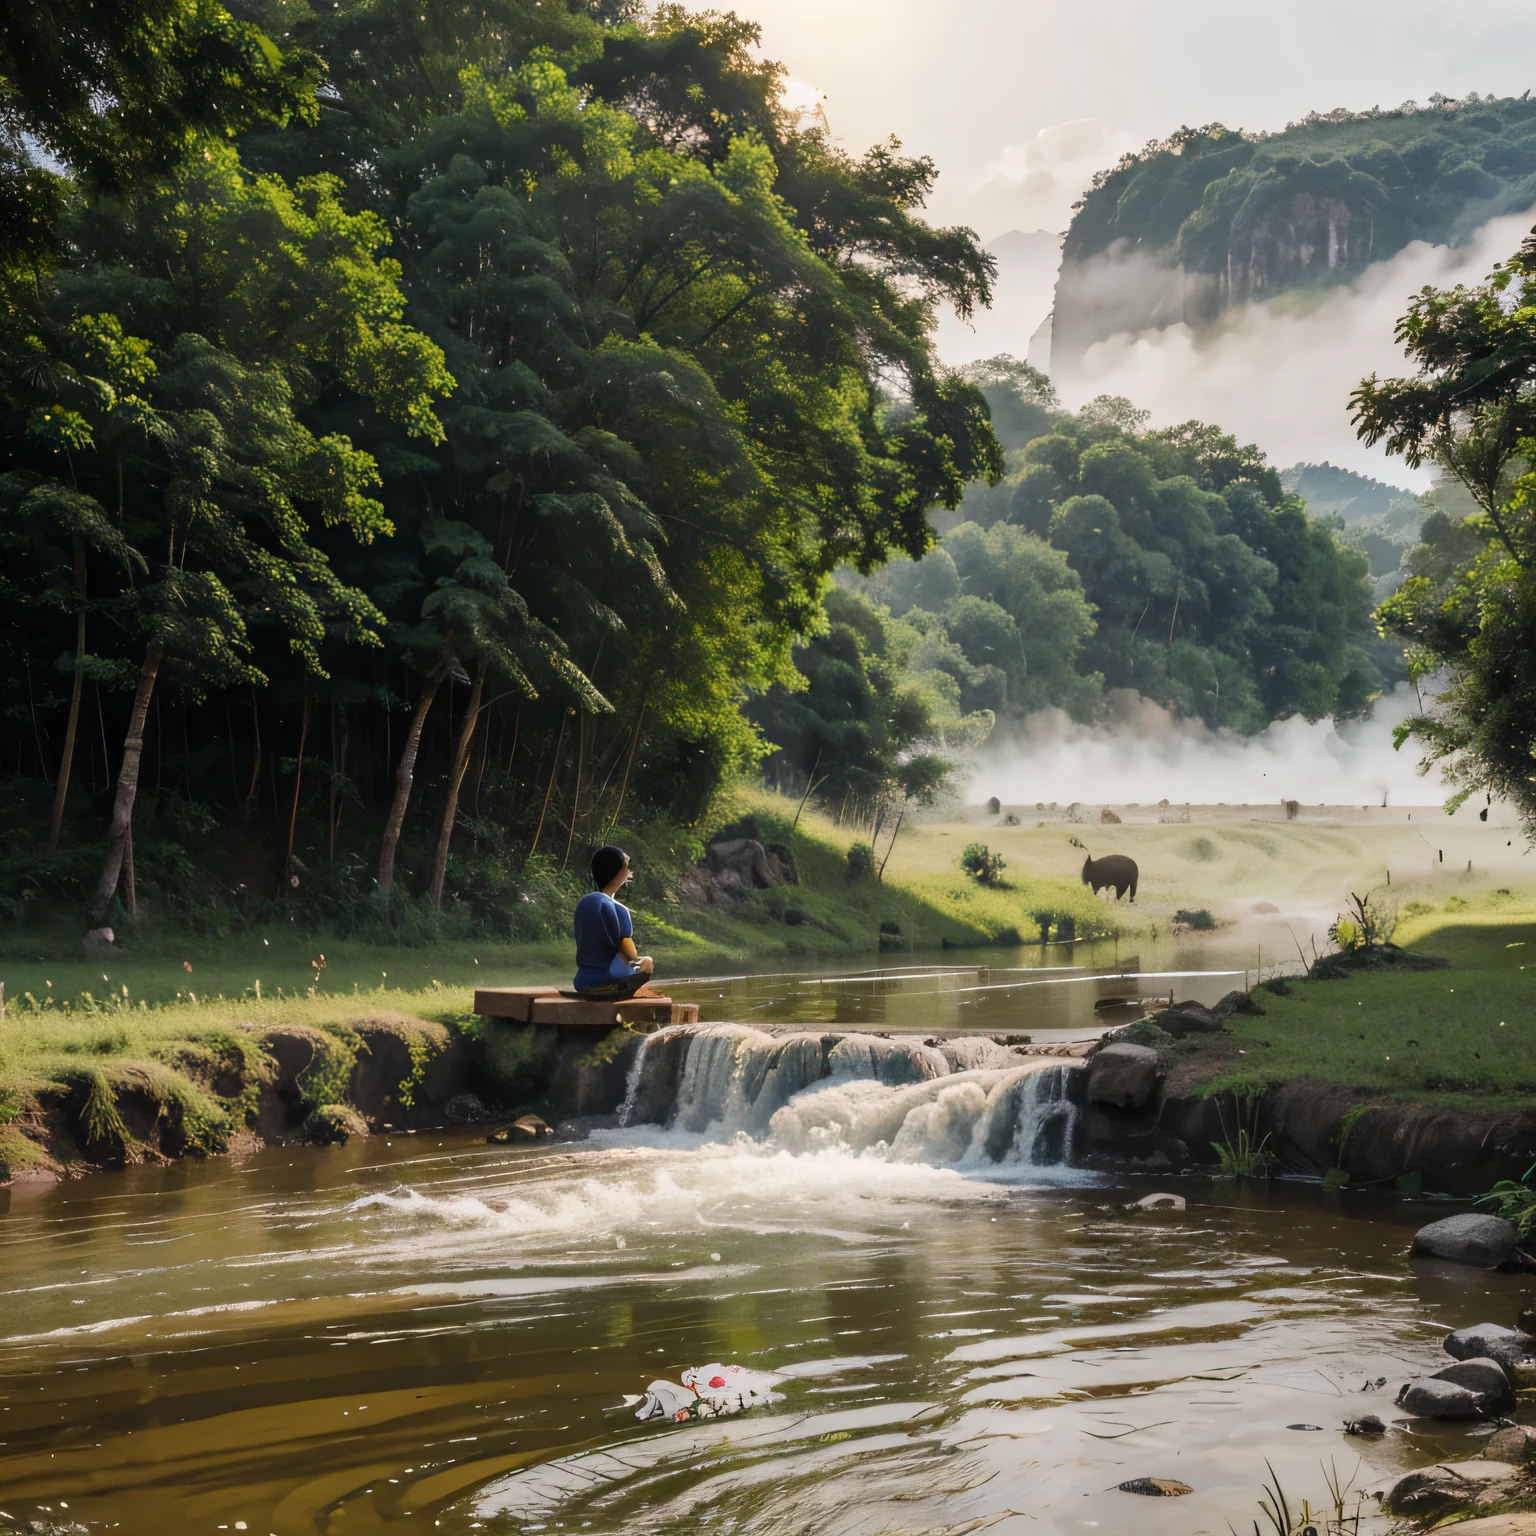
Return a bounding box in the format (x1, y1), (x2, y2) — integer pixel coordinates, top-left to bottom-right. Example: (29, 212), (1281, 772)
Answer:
(960, 843), (1007, 887)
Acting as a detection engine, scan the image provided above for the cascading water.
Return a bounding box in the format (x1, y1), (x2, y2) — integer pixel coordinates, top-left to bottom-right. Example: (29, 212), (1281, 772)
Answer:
(617, 1022), (1081, 1170)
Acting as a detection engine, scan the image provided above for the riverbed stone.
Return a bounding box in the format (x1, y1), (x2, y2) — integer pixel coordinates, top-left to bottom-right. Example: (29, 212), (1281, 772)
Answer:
(1445, 1323), (1536, 1370)
(1413, 1213), (1519, 1268)
(1395, 1377), (1494, 1419)
(1087, 1043), (1160, 1109)
(1381, 1461), (1521, 1516)
(1485, 1425), (1536, 1463)
(1148, 1004), (1224, 1038)
(1433, 1358), (1515, 1407)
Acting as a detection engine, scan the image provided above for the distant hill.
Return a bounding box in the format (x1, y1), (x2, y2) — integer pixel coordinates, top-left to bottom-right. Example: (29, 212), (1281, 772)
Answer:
(1280, 462), (1415, 521)
(1052, 93), (1536, 368)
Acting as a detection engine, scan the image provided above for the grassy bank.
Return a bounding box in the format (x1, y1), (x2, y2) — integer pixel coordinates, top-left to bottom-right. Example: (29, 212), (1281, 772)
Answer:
(1186, 897), (1536, 1109)
(0, 791), (1107, 1177)
(0, 789), (1111, 1008)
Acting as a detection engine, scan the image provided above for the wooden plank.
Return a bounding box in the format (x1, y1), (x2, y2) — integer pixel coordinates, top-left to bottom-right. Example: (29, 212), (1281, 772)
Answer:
(475, 990), (698, 1031)
(473, 986), (561, 1022)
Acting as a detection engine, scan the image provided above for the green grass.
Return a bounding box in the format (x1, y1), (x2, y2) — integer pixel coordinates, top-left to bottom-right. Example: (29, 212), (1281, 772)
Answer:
(1204, 918), (1536, 1108)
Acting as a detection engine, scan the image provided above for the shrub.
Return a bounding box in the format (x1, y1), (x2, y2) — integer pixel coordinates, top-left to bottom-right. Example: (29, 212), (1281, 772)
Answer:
(846, 842), (874, 880)
(1174, 907), (1217, 930)
(960, 843), (1006, 886)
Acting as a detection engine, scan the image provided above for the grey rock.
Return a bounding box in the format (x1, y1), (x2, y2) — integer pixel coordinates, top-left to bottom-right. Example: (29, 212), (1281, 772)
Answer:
(1381, 1462), (1519, 1518)
(1445, 1323), (1536, 1369)
(1087, 1042), (1160, 1109)
(1433, 1358), (1514, 1406)
(444, 1093), (488, 1124)
(1485, 1425), (1536, 1463)
(1148, 1004), (1223, 1037)
(1412, 1214), (1519, 1269)
(1395, 1377), (1492, 1419)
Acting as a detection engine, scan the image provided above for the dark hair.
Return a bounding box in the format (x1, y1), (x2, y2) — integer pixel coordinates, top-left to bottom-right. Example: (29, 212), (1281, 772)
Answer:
(591, 844), (629, 890)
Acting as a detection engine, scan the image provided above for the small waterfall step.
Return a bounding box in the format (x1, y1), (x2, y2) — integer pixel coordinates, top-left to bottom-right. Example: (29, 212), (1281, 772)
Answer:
(474, 987), (698, 1030)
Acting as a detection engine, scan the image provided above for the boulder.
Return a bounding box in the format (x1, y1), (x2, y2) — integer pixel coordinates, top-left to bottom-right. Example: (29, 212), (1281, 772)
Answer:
(1382, 1461), (1522, 1517)
(1087, 1043), (1160, 1110)
(488, 1113), (554, 1144)
(1395, 1377), (1493, 1419)
(1413, 1213), (1519, 1269)
(1484, 1425), (1536, 1464)
(1433, 1358), (1514, 1408)
(304, 1105), (368, 1145)
(1148, 1004), (1224, 1038)
(1445, 1323), (1536, 1370)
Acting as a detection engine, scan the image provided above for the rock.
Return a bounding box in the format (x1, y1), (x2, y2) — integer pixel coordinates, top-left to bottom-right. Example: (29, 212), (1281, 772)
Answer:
(683, 837), (798, 906)
(1413, 1213), (1519, 1269)
(1396, 1377), (1494, 1419)
(1087, 1043), (1160, 1109)
(1212, 989), (1265, 1017)
(83, 926), (115, 950)
(1343, 1414), (1385, 1435)
(304, 1105), (368, 1145)
(444, 1093), (488, 1124)
(1433, 1358), (1514, 1407)
(1147, 1004), (1224, 1038)
(500, 1114), (552, 1142)
(1126, 1192), (1186, 1212)
(1382, 1461), (1522, 1517)
(1485, 1425), (1536, 1463)
(1445, 1323), (1536, 1370)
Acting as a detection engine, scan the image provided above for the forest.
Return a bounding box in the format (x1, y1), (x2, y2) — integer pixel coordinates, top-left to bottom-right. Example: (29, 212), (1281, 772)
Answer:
(1053, 92), (1536, 362)
(757, 362), (1384, 814)
(0, 0), (1389, 942)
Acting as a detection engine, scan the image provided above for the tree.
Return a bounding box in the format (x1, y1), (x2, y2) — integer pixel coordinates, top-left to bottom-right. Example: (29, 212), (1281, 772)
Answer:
(1354, 224), (1536, 833)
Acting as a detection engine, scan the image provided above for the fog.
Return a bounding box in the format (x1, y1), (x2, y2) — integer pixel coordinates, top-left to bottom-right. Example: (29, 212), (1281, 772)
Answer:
(969, 684), (1441, 808)
(1043, 211), (1536, 484)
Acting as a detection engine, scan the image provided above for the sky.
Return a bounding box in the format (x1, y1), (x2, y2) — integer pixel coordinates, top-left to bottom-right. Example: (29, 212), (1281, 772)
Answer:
(689, 0), (1536, 481)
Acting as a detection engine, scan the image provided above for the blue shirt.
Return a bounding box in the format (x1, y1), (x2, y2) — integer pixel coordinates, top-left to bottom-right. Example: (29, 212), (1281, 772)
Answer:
(573, 891), (636, 991)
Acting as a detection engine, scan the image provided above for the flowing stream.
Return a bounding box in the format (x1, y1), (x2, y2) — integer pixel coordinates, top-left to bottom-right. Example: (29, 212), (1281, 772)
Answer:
(0, 961), (1524, 1535)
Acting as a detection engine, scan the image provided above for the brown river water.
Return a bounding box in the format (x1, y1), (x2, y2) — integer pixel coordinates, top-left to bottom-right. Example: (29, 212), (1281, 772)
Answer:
(0, 955), (1527, 1536)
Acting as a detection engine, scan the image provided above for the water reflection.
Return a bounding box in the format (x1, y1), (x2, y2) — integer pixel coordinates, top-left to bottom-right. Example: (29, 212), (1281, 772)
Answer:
(667, 946), (1247, 1036)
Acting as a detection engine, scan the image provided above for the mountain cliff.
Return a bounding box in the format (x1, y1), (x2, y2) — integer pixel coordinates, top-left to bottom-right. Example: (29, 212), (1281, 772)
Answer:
(1051, 94), (1536, 369)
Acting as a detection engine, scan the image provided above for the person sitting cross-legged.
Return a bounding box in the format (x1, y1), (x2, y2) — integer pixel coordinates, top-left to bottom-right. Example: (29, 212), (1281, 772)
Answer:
(572, 844), (658, 1001)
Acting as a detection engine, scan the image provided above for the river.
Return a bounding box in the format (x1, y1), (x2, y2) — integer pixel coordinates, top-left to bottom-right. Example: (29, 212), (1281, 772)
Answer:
(0, 956), (1523, 1535)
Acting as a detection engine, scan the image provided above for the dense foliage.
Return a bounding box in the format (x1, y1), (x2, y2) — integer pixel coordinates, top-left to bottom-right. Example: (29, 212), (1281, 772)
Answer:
(0, 0), (1002, 933)
(1355, 223), (1536, 838)
(1056, 94), (1536, 361)
(831, 362), (1380, 735)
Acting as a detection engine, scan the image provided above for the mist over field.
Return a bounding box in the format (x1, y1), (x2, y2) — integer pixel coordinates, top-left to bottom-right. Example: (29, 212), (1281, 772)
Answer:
(970, 684), (1436, 808)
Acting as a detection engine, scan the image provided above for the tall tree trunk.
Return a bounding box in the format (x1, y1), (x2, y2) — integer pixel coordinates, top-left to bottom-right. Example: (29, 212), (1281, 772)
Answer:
(528, 708), (570, 859)
(284, 690), (311, 885)
(561, 708), (586, 872)
(428, 660), (485, 909)
(46, 537), (88, 855)
(90, 639), (162, 923)
(377, 659), (449, 900)
(877, 803), (906, 882)
(243, 686), (263, 821)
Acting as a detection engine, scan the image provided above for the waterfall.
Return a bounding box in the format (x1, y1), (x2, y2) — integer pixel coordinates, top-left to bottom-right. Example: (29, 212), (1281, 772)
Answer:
(621, 1023), (1081, 1171)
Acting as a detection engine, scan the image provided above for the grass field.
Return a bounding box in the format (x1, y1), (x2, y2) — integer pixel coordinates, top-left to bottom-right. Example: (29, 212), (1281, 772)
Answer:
(1193, 914), (1536, 1108)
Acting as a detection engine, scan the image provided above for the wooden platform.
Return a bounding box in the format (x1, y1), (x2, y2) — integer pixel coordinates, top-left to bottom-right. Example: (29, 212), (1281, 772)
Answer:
(473, 986), (698, 1031)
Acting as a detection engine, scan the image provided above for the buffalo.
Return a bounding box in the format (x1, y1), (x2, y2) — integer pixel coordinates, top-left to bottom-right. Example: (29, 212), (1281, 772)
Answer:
(1082, 852), (1138, 902)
